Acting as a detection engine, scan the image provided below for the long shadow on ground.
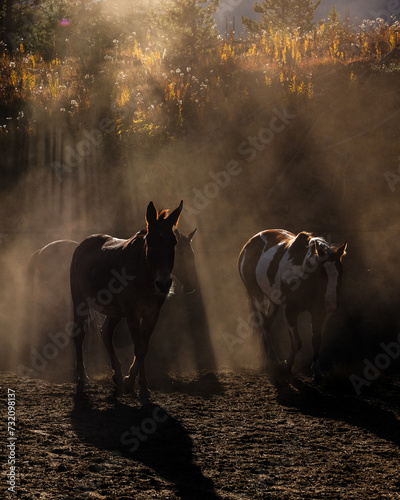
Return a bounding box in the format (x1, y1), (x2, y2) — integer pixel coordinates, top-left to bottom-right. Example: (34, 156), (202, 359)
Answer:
(70, 389), (220, 499)
(150, 371), (225, 399)
(273, 375), (400, 449)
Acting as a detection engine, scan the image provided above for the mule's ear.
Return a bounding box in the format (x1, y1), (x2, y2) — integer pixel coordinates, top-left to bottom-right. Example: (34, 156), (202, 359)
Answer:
(188, 228), (197, 242)
(167, 200), (183, 227)
(336, 242), (347, 260)
(146, 201), (158, 226)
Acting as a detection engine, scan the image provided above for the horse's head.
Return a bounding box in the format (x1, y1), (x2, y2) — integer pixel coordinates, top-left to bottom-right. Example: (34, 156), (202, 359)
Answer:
(145, 200), (183, 296)
(173, 229), (198, 294)
(307, 238), (347, 314)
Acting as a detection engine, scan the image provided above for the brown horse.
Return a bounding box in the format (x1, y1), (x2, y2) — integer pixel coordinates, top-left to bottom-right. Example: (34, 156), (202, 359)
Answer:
(22, 240), (79, 372)
(70, 201), (185, 399)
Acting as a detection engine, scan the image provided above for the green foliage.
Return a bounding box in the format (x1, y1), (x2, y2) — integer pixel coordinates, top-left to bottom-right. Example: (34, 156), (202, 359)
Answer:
(150, 0), (220, 56)
(1, 0), (150, 60)
(328, 5), (341, 23)
(243, 0), (321, 35)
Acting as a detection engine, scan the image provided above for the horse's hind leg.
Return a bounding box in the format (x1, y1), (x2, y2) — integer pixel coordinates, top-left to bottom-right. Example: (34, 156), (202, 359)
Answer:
(251, 296), (280, 370)
(100, 316), (123, 389)
(72, 309), (88, 384)
(282, 306), (302, 373)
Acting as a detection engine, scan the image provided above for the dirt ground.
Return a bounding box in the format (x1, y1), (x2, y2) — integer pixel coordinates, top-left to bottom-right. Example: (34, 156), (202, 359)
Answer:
(1, 369), (400, 500)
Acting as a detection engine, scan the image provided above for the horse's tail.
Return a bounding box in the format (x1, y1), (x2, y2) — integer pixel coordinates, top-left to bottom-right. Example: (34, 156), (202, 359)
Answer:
(249, 294), (280, 368)
(19, 249), (40, 367)
(27, 249), (40, 281)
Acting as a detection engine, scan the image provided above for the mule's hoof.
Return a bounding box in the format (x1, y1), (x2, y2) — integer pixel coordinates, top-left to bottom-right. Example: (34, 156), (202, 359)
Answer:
(112, 375), (124, 393)
(139, 389), (151, 403)
(123, 376), (137, 396)
(311, 361), (324, 384)
(280, 360), (293, 374)
(313, 372), (324, 384)
(77, 374), (89, 386)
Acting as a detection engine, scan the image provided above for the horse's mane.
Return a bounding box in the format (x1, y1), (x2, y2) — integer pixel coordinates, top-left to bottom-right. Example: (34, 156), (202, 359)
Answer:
(308, 236), (338, 258)
(308, 236), (331, 249)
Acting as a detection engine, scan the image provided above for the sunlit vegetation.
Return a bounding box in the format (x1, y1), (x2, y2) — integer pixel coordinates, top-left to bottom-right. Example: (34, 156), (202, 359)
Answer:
(0, 2), (400, 180)
(1, 2), (400, 376)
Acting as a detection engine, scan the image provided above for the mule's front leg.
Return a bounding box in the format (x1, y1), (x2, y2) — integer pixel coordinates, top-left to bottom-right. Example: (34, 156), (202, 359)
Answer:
(123, 315), (141, 397)
(100, 316), (123, 390)
(124, 312), (159, 401)
(137, 313), (160, 401)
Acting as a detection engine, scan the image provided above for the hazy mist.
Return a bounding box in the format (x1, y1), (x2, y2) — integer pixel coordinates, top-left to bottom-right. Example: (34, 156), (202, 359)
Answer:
(1, 0), (400, 385)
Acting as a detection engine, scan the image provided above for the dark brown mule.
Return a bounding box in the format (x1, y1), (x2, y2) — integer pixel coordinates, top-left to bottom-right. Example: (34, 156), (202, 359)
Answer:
(22, 227), (197, 380)
(70, 201), (185, 399)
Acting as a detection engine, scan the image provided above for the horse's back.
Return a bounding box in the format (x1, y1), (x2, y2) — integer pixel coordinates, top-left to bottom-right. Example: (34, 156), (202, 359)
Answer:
(35, 239), (78, 281)
(70, 233), (143, 304)
(239, 230), (294, 285)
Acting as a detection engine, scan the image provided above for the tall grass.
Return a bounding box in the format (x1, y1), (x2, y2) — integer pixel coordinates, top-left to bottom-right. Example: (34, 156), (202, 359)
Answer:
(1, 18), (399, 151)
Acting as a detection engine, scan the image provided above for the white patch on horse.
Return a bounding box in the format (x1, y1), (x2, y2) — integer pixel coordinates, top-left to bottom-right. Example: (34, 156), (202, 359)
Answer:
(278, 245), (305, 291)
(324, 261), (339, 312)
(257, 232), (269, 249)
(255, 242), (286, 304)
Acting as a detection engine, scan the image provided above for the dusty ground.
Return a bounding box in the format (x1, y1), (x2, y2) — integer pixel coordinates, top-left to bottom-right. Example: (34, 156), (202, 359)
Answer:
(1, 369), (400, 499)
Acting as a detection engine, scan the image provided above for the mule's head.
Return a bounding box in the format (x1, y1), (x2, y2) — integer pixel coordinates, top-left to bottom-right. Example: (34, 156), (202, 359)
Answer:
(145, 200), (183, 295)
(308, 238), (347, 314)
(173, 229), (198, 294)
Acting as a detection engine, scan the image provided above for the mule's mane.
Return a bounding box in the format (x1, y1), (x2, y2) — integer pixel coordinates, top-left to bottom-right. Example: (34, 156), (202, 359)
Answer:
(156, 209), (169, 220)
(122, 229), (146, 249)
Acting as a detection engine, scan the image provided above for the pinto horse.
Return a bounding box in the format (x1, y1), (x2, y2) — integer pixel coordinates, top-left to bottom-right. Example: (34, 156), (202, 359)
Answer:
(238, 229), (347, 381)
(70, 201), (188, 398)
